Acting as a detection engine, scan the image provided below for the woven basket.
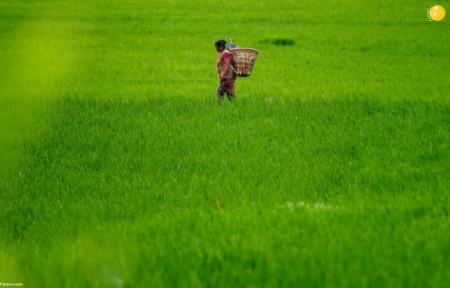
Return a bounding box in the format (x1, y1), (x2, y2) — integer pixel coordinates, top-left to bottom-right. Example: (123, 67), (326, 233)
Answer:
(230, 48), (259, 77)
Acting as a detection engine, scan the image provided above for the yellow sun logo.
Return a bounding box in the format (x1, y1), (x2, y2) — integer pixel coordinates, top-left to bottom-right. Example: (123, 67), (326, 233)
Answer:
(427, 5), (446, 21)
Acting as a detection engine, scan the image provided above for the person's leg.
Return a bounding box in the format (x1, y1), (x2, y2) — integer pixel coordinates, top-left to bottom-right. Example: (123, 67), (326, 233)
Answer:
(217, 80), (226, 103)
(226, 79), (235, 101)
(226, 93), (235, 101)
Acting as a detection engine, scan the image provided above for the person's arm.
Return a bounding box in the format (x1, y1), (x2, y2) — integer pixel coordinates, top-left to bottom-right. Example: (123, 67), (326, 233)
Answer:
(220, 56), (231, 80)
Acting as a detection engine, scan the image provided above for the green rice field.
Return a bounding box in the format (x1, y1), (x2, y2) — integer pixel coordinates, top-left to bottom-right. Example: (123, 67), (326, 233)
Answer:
(0, 0), (449, 287)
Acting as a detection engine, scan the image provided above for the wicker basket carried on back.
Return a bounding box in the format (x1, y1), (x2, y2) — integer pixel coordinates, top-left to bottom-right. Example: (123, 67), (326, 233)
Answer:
(230, 48), (259, 77)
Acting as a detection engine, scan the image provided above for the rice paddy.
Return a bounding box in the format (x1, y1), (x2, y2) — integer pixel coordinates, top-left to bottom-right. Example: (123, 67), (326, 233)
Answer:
(0, 0), (449, 287)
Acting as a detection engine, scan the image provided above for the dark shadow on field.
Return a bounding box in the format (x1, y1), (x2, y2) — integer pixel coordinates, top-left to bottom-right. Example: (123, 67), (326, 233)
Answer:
(2, 96), (448, 243)
(260, 38), (296, 46)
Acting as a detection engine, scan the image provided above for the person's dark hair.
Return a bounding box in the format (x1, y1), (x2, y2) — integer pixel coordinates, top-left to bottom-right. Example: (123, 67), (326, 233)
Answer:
(215, 40), (226, 48)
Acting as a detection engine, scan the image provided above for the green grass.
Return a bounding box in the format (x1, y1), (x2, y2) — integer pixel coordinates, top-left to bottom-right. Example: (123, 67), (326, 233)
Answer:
(1, 0), (449, 287)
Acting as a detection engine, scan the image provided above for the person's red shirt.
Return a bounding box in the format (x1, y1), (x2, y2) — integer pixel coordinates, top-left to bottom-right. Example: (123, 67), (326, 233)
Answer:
(217, 50), (236, 80)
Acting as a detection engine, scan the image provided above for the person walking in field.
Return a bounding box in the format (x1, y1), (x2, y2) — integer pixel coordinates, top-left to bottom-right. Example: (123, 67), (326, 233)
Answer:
(215, 39), (236, 103)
